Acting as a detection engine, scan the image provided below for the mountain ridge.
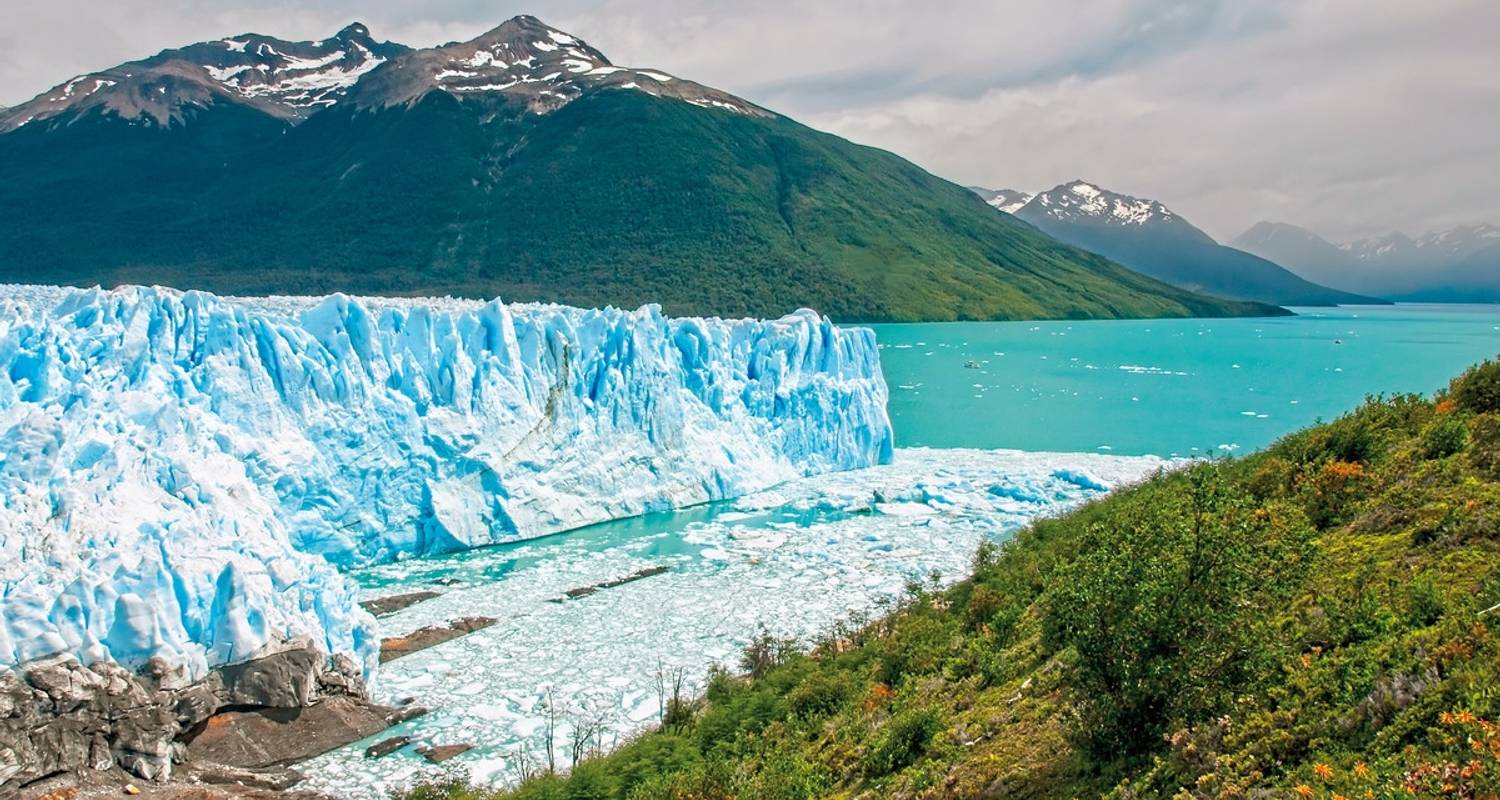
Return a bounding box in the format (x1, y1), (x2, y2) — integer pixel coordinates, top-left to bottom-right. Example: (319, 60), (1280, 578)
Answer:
(1232, 220), (1500, 302)
(972, 181), (1384, 307)
(0, 18), (1281, 323)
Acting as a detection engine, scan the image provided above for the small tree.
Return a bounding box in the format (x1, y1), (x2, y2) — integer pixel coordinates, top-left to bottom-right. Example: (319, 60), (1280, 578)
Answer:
(738, 627), (797, 679)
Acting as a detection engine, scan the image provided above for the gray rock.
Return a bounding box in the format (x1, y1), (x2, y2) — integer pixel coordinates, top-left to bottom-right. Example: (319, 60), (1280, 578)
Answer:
(365, 735), (410, 759)
(218, 647), (320, 708)
(0, 643), (372, 793)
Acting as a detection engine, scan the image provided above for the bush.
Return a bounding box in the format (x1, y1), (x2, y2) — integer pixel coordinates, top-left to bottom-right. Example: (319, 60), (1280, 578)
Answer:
(1042, 466), (1314, 757)
(1422, 416), (1469, 459)
(1304, 459), (1372, 527)
(1451, 359), (1500, 414)
(787, 671), (854, 720)
(1471, 413), (1500, 478)
(1404, 575), (1446, 627)
(865, 706), (942, 775)
(876, 613), (952, 686)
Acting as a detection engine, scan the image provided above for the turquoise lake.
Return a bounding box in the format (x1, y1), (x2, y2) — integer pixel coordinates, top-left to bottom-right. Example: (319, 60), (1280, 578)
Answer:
(873, 304), (1500, 457)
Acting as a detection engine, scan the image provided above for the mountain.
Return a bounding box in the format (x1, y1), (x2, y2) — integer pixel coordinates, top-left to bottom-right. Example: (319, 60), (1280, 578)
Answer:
(970, 186), (1033, 213)
(0, 23), (408, 131)
(1233, 221), (1500, 302)
(980, 181), (1382, 306)
(0, 17), (1278, 323)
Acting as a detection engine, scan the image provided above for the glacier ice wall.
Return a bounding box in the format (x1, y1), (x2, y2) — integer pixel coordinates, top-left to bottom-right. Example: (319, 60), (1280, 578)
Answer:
(0, 285), (892, 678)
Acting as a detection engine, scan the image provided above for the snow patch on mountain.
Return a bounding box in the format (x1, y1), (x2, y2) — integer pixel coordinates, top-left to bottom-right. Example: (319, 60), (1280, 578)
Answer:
(0, 285), (892, 681)
(1031, 180), (1176, 226)
(971, 187), (1033, 214)
(357, 15), (764, 117)
(0, 24), (406, 131)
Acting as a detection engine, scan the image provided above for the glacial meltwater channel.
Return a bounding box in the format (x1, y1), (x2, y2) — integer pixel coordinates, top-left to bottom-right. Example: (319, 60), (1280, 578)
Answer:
(304, 304), (1498, 796)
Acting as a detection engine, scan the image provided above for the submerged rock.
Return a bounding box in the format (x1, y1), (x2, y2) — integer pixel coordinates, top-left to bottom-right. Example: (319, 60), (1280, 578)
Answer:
(417, 743), (472, 763)
(379, 618), (497, 663)
(364, 735), (410, 759)
(360, 591), (443, 617)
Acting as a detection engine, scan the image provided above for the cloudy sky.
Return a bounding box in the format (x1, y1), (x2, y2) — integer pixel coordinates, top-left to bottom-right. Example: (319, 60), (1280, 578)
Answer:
(3, 0), (1497, 241)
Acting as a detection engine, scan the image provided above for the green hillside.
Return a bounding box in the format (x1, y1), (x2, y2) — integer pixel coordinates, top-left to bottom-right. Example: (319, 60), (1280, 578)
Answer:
(0, 90), (1278, 322)
(406, 359), (1500, 799)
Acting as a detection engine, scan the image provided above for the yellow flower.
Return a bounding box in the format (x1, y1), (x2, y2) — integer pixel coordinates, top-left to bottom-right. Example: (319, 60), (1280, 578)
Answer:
(1314, 763), (1335, 782)
(1295, 785), (1315, 798)
(1353, 761), (1368, 778)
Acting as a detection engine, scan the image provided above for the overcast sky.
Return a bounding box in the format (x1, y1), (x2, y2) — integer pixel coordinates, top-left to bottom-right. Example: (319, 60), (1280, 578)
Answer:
(3, 0), (1497, 241)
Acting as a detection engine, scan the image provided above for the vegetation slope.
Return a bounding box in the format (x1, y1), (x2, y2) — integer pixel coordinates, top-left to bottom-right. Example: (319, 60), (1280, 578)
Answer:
(0, 92), (1279, 322)
(404, 359), (1500, 799)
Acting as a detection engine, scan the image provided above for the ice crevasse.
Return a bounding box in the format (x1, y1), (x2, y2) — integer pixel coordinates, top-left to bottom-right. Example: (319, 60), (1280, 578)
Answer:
(0, 285), (893, 680)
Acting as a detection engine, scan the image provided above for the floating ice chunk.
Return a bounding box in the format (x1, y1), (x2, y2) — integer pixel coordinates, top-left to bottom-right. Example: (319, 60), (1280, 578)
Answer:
(1050, 468), (1110, 492)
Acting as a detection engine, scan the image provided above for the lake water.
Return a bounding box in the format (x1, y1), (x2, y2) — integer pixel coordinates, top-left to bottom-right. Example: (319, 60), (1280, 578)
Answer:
(874, 304), (1500, 456)
(304, 303), (1499, 796)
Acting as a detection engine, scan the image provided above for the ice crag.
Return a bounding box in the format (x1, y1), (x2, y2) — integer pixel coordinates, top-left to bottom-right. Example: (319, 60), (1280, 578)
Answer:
(0, 285), (892, 679)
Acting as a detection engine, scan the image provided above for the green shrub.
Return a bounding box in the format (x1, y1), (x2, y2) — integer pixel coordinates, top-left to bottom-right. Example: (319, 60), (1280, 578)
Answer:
(786, 671), (854, 719)
(865, 706), (942, 775)
(1042, 466), (1314, 757)
(1451, 359), (1500, 414)
(1422, 416), (1469, 459)
(1471, 413), (1500, 478)
(736, 749), (831, 800)
(876, 613), (952, 686)
(1404, 575), (1446, 627)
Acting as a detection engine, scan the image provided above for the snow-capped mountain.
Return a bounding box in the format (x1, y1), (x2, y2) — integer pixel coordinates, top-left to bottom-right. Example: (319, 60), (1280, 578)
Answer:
(349, 15), (762, 116)
(970, 187), (1033, 214)
(1341, 224), (1500, 264)
(1232, 221), (1500, 302)
(1025, 180), (1181, 227)
(0, 18), (1268, 322)
(972, 181), (1380, 307)
(0, 23), (408, 131)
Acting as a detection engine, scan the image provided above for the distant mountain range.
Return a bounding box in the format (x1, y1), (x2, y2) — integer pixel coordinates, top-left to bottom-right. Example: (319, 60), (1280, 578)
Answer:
(972, 181), (1381, 307)
(1232, 222), (1500, 303)
(0, 17), (1277, 323)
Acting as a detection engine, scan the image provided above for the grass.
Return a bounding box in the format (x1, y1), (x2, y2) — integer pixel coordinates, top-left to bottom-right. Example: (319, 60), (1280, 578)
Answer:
(398, 359), (1500, 799)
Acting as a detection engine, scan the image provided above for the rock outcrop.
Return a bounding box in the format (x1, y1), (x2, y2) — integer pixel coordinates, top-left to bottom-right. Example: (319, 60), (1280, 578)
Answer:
(0, 644), (364, 792)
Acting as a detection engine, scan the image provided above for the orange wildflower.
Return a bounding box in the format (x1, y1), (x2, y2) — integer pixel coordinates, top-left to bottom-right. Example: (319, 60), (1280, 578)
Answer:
(1314, 763), (1335, 782)
(1295, 785), (1315, 798)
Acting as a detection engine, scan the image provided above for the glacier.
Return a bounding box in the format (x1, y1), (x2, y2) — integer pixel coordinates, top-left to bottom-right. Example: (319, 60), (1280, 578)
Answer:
(0, 285), (893, 680)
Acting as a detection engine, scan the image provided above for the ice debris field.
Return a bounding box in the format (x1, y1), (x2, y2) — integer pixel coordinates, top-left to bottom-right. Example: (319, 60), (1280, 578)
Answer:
(299, 447), (1171, 797)
(0, 285), (891, 680)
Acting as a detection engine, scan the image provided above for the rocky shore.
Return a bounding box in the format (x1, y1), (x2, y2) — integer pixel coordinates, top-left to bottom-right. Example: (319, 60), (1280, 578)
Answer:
(0, 644), (404, 798)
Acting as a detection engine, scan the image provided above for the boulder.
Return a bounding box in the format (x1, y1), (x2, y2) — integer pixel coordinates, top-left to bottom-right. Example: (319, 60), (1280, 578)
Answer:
(0, 644), (371, 793)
